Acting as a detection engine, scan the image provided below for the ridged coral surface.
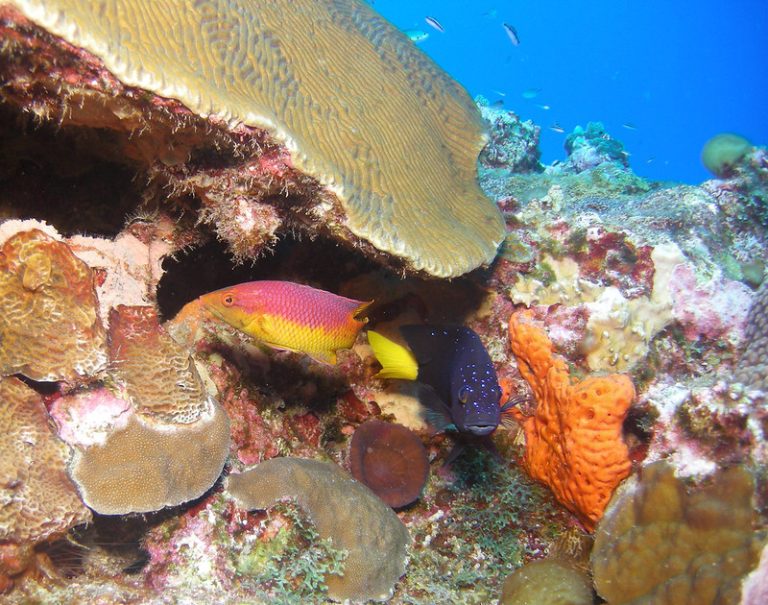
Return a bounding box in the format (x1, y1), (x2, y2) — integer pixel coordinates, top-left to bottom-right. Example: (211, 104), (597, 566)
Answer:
(507, 311), (634, 530)
(0, 377), (90, 543)
(108, 305), (210, 424)
(9, 0), (504, 277)
(591, 462), (766, 605)
(735, 281), (768, 392)
(227, 457), (410, 603)
(0, 229), (107, 381)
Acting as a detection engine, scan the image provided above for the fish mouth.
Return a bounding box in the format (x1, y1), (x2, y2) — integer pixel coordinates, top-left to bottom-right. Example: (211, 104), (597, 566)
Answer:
(465, 424), (496, 436)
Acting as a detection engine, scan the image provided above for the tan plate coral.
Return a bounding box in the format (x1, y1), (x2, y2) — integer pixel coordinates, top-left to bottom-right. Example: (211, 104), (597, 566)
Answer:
(4, 0), (504, 277)
(227, 457), (410, 603)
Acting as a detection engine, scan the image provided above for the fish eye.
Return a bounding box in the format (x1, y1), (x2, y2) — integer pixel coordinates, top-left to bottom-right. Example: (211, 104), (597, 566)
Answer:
(222, 293), (235, 307)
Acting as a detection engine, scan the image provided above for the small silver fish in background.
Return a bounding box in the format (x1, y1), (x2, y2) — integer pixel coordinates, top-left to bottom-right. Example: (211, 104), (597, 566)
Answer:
(622, 122), (638, 131)
(521, 87), (541, 99)
(503, 23), (520, 46)
(550, 122), (565, 134)
(425, 16), (445, 33)
(536, 103), (551, 110)
(404, 29), (430, 43)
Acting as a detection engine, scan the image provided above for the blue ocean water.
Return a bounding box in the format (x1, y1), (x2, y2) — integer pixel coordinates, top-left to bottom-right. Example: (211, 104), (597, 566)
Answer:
(373, 0), (768, 185)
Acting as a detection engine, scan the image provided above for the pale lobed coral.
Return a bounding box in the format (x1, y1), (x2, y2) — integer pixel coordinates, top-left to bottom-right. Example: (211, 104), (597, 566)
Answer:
(591, 461), (766, 605)
(511, 243), (684, 371)
(226, 457), (411, 603)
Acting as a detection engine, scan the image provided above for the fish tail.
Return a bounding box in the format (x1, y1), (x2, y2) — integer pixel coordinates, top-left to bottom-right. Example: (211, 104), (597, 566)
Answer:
(367, 330), (418, 380)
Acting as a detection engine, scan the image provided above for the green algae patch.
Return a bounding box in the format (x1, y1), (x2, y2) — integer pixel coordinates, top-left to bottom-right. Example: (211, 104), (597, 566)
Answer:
(226, 457), (410, 603)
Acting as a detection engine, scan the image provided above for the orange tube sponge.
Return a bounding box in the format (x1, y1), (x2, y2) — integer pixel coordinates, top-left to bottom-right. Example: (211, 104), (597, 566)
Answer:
(507, 311), (634, 530)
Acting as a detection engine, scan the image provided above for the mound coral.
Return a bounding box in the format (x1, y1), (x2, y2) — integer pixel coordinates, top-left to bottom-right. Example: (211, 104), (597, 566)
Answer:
(227, 457), (410, 603)
(507, 311), (635, 530)
(3, 0), (504, 277)
(349, 419), (429, 508)
(0, 228), (107, 381)
(591, 461), (765, 605)
(50, 306), (230, 514)
(701, 133), (753, 178)
(500, 559), (593, 605)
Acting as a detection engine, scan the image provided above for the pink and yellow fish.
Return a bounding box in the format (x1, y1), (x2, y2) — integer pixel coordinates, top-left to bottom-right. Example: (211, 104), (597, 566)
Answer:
(193, 280), (371, 364)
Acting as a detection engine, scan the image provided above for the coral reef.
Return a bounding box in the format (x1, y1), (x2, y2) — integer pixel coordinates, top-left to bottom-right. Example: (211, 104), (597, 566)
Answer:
(507, 311), (635, 530)
(478, 100), (543, 173)
(50, 305), (230, 515)
(348, 419), (430, 508)
(591, 461), (766, 604)
(1, 0), (504, 277)
(500, 558), (594, 605)
(735, 280), (768, 394)
(227, 457), (410, 603)
(0, 228), (107, 381)
(563, 122), (629, 173)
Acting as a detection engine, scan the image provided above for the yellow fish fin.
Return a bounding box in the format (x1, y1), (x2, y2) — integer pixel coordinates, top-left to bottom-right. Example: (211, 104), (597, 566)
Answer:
(367, 330), (419, 380)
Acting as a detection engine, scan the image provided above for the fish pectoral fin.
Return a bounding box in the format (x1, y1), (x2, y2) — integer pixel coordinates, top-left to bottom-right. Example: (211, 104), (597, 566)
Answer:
(415, 384), (453, 432)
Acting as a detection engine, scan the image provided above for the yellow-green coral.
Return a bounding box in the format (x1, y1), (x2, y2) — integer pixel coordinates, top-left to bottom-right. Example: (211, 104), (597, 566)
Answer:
(500, 559), (593, 605)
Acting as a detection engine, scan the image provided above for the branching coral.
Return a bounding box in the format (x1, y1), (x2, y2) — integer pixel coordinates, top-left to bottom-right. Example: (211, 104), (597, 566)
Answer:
(507, 311), (635, 530)
(591, 461), (766, 605)
(226, 457), (410, 603)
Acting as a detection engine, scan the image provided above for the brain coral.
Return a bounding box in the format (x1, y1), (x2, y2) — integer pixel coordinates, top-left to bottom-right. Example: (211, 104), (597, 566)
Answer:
(591, 461), (766, 605)
(8, 0), (504, 277)
(0, 228), (107, 381)
(227, 457), (410, 603)
(0, 377), (90, 544)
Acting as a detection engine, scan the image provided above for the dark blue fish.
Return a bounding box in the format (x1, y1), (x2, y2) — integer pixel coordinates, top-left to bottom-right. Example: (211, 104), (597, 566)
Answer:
(368, 325), (508, 437)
